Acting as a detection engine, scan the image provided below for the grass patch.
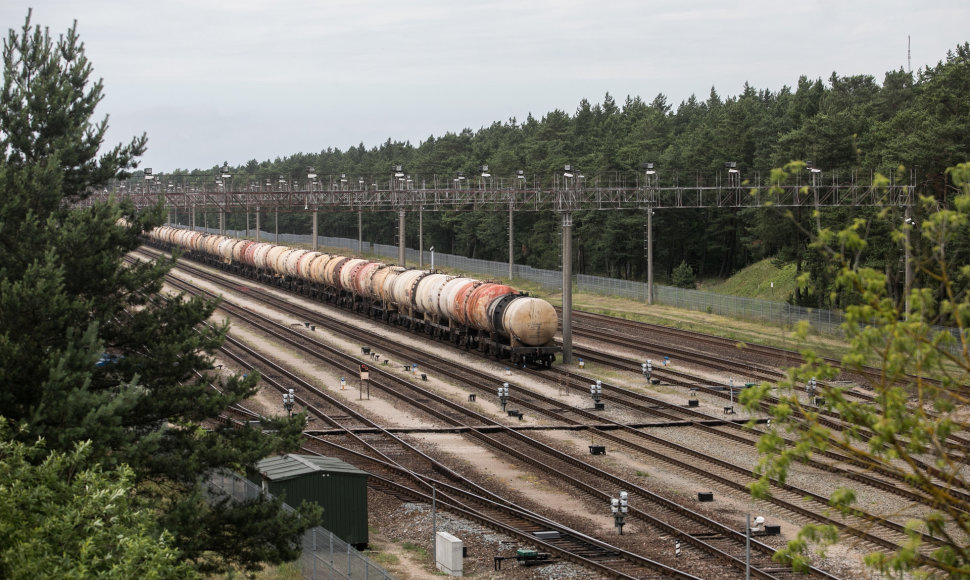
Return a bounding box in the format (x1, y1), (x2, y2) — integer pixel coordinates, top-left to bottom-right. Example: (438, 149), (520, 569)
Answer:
(211, 561), (303, 580)
(365, 550), (400, 567)
(402, 542), (429, 559)
(700, 259), (798, 300)
(560, 290), (851, 361)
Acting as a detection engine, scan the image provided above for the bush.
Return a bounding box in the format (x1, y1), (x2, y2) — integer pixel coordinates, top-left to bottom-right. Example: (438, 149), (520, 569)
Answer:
(671, 261), (697, 288)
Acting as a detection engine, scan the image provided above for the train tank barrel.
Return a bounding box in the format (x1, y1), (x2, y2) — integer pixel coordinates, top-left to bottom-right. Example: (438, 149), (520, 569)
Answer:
(323, 256), (350, 288)
(217, 238), (238, 261)
(185, 230), (203, 250)
(205, 235), (226, 256)
(283, 249), (309, 277)
(390, 269), (426, 309)
(339, 258), (368, 291)
(374, 266), (405, 304)
(452, 280), (484, 326)
(307, 254), (334, 284)
(413, 273), (451, 315)
(352, 262), (384, 297)
(464, 283), (515, 331)
(501, 296), (558, 346)
(438, 278), (476, 322)
(232, 240), (255, 263)
(296, 251), (322, 280)
(265, 246), (288, 274)
(252, 243), (275, 270)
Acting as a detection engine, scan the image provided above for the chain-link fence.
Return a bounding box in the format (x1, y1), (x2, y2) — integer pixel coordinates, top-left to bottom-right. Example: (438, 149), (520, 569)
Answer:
(206, 471), (397, 580)
(575, 274), (847, 335)
(199, 226), (845, 335)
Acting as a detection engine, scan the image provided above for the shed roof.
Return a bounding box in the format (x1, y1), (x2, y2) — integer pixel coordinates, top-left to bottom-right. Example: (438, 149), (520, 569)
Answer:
(257, 454), (368, 482)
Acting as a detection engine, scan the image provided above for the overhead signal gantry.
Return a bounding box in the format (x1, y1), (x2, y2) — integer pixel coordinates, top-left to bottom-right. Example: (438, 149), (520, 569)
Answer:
(98, 164), (915, 363)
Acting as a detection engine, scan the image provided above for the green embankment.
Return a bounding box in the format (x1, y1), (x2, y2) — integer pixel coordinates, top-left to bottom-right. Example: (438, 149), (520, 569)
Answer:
(701, 259), (798, 301)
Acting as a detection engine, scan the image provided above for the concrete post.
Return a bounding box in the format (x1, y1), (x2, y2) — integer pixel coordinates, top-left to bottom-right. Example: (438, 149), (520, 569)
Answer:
(312, 209), (318, 251)
(398, 210), (406, 266)
(562, 212), (573, 364)
(647, 206), (654, 305)
(508, 201), (514, 280)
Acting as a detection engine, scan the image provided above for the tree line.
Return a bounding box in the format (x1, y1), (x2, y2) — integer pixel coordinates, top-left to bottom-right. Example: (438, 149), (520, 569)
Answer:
(177, 43), (970, 309)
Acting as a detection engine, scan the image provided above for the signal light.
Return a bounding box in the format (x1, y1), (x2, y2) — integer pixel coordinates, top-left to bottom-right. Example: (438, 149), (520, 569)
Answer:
(360, 364), (369, 373)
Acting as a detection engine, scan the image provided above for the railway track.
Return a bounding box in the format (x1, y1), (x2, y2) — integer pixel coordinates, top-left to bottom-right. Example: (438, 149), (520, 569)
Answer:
(148, 254), (831, 578)
(137, 246), (961, 576)
(571, 344), (970, 496)
(148, 251), (968, 526)
(211, 296), (709, 578)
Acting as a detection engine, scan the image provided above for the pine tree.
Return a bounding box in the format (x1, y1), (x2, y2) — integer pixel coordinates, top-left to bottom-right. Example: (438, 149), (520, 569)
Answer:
(0, 420), (199, 580)
(0, 11), (318, 574)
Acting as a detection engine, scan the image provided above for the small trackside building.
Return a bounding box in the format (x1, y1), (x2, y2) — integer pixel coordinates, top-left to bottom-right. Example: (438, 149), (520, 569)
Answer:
(255, 454), (369, 548)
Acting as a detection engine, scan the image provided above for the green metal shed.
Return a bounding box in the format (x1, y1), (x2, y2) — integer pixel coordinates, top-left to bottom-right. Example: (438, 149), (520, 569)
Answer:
(256, 454), (369, 547)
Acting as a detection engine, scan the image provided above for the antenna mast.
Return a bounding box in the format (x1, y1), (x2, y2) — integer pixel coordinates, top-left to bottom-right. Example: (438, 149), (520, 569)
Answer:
(908, 35), (912, 74)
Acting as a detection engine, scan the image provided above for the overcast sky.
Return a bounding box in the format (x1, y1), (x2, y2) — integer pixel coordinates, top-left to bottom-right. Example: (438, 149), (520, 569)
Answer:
(3, 1), (967, 172)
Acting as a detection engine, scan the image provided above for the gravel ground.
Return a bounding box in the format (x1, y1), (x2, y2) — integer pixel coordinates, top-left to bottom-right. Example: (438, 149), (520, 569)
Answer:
(167, 259), (903, 579)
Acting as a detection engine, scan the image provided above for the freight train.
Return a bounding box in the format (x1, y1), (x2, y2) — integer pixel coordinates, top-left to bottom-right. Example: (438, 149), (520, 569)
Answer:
(147, 226), (560, 367)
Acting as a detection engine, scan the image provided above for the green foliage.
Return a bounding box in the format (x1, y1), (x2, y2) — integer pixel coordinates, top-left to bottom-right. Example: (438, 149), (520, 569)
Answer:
(743, 162), (970, 578)
(671, 260), (696, 289)
(202, 42), (970, 298)
(0, 11), (318, 575)
(702, 258), (797, 300)
(0, 420), (197, 579)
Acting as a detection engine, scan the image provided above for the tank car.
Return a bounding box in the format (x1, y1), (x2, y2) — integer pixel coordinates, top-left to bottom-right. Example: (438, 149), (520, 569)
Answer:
(146, 226), (559, 366)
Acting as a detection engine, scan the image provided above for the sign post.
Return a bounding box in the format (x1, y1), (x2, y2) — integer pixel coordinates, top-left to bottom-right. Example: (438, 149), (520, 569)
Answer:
(359, 364), (370, 400)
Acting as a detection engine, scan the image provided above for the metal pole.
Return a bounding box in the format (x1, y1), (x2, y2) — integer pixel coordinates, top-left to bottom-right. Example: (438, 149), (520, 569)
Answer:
(432, 485), (437, 551)
(274, 207), (279, 244)
(398, 209), (406, 267)
(647, 206), (654, 305)
(419, 207), (424, 268)
(358, 210), (363, 255)
(508, 201), (514, 280)
(255, 207), (260, 241)
(562, 212), (573, 364)
(312, 209), (318, 251)
(746, 514), (751, 580)
(904, 204), (912, 316)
